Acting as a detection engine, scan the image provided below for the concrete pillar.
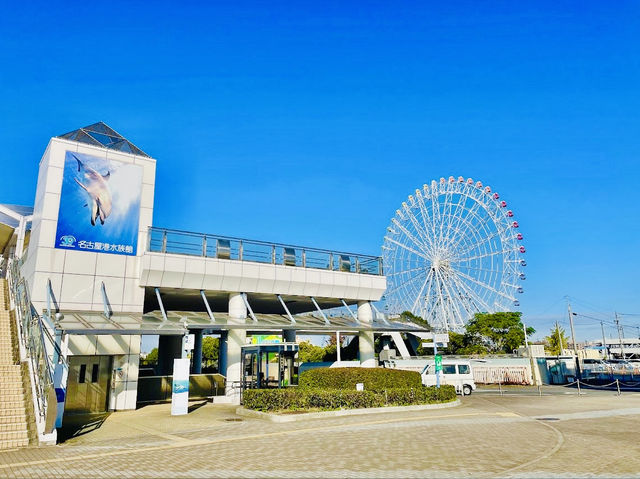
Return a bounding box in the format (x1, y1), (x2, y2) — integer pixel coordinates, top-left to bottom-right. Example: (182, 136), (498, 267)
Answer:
(192, 330), (203, 374)
(228, 292), (247, 319)
(358, 301), (376, 368)
(157, 335), (183, 376)
(224, 293), (248, 403)
(283, 329), (296, 343)
(224, 329), (246, 404)
(218, 331), (228, 375)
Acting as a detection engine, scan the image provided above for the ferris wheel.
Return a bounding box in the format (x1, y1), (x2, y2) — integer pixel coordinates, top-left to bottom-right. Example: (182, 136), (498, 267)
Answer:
(382, 176), (526, 332)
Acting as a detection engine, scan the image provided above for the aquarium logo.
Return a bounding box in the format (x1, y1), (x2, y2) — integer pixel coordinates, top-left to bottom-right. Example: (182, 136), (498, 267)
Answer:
(172, 380), (189, 394)
(58, 235), (76, 248)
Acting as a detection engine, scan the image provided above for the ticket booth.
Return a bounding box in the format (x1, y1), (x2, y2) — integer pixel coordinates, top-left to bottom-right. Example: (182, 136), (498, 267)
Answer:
(241, 343), (299, 390)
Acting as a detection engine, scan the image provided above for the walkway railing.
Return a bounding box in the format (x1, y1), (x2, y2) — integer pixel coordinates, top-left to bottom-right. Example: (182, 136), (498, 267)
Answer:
(147, 226), (383, 275)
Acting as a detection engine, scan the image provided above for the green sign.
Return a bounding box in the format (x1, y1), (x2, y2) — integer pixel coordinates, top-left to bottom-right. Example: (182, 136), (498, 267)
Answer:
(435, 354), (443, 372)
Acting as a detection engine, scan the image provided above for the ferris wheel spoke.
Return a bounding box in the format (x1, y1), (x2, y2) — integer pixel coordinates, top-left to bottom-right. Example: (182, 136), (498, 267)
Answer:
(454, 248), (519, 264)
(453, 269), (515, 303)
(391, 218), (431, 254)
(442, 189), (467, 249)
(432, 269), (450, 331)
(385, 236), (429, 260)
(447, 277), (481, 319)
(436, 269), (468, 330)
(403, 201), (437, 254)
(451, 210), (489, 253)
(409, 268), (433, 314)
(386, 265), (428, 277)
(448, 271), (494, 313)
(455, 219), (513, 258)
(449, 200), (496, 253)
(415, 192), (439, 252)
(384, 269), (427, 297)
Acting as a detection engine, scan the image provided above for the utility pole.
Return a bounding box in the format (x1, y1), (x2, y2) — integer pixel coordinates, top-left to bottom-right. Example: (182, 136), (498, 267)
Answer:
(556, 320), (564, 355)
(615, 312), (625, 359)
(568, 302), (580, 378)
(601, 321), (608, 360)
(523, 321), (529, 348)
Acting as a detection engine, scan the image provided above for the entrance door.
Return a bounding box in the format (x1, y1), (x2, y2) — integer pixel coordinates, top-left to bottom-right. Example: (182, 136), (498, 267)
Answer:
(65, 356), (112, 414)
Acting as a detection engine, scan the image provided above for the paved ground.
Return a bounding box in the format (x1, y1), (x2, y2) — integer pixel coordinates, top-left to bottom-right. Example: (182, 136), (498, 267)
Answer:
(1, 388), (640, 478)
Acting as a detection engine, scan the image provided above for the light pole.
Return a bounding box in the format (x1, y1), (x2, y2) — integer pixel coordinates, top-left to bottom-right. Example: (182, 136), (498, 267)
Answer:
(568, 302), (580, 379)
(601, 321), (609, 360)
(615, 312), (625, 359)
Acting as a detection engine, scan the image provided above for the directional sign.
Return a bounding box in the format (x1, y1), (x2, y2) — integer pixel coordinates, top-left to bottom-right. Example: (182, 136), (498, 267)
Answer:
(183, 334), (195, 351)
(435, 354), (443, 372)
(434, 333), (450, 344)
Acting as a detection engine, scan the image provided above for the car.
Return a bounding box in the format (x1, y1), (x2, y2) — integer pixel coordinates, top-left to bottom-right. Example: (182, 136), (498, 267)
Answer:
(421, 359), (476, 396)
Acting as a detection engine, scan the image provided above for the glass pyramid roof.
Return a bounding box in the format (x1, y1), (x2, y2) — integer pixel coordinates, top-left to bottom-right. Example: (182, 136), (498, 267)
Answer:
(57, 122), (150, 158)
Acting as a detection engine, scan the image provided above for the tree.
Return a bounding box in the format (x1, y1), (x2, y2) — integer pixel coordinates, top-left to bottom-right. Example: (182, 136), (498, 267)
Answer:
(298, 340), (325, 363)
(142, 347), (158, 365)
(399, 311), (432, 331)
(202, 336), (219, 367)
(464, 312), (535, 354)
(545, 325), (569, 356)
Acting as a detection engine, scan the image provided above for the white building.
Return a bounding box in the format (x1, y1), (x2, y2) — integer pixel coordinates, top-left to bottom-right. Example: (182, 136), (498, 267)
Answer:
(2, 122), (426, 444)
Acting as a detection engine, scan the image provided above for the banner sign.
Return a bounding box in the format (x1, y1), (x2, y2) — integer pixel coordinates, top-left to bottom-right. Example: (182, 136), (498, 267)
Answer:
(434, 354), (443, 372)
(251, 335), (282, 345)
(55, 151), (142, 256)
(171, 358), (190, 416)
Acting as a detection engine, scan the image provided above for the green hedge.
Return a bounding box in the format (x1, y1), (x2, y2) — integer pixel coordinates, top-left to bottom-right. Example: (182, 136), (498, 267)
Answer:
(299, 367), (422, 392)
(242, 385), (456, 412)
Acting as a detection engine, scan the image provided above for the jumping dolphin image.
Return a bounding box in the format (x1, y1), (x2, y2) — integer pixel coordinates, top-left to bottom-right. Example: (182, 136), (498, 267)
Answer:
(72, 153), (112, 226)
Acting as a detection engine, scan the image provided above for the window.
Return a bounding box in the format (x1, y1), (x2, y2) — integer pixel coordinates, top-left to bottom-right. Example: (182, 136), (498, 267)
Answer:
(78, 364), (86, 384)
(91, 364), (99, 383)
(442, 364), (456, 375)
(458, 364), (470, 375)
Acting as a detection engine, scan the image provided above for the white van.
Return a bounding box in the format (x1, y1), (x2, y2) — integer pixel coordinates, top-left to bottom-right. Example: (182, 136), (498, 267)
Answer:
(421, 359), (476, 396)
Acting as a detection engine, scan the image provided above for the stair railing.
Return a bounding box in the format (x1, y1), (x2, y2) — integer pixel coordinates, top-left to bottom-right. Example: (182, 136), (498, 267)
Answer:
(6, 259), (64, 440)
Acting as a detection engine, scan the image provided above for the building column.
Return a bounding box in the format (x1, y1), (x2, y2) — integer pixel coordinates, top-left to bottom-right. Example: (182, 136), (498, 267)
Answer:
(157, 335), (183, 376)
(358, 301), (376, 368)
(224, 293), (247, 403)
(283, 329), (296, 343)
(223, 329), (246, 403)
(192, 330), (203, 374)
(228, 292), (247, 319)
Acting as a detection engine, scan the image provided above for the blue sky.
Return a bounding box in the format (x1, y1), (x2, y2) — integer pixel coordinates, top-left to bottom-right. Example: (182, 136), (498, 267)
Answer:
(1, 2), (639, 341)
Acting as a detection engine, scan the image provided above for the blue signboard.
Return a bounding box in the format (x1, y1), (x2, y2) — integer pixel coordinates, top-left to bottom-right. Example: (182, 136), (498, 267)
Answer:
(55, 151), (142, 256)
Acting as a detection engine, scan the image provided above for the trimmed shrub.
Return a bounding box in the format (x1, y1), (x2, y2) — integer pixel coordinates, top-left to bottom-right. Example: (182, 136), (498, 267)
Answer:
(299, 367), (422, 392)
(384, 385), (456, 406)
(242, 385), (456, 412)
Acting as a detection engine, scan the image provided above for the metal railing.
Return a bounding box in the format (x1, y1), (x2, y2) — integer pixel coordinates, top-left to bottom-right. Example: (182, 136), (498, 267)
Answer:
(6, 260), (65, 426)
(147, 226), (383, 275)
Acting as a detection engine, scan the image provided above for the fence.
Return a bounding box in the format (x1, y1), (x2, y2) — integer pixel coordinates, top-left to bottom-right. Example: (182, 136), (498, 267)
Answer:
(473, 366), (532, 385)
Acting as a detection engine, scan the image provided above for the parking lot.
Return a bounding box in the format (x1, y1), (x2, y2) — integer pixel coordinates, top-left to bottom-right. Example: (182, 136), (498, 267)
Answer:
(1, 387), (640, 478)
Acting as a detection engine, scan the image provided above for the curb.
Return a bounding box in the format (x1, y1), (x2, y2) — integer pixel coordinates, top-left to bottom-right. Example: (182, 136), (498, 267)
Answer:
(236, 399), (461, 423)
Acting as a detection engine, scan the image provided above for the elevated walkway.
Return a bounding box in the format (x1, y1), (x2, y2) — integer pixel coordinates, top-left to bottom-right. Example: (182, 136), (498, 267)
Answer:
(141, 227), (387, 314)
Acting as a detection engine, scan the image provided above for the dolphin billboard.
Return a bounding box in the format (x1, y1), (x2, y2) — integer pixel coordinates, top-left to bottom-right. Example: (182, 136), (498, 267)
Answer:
(55, 151), (143, 256)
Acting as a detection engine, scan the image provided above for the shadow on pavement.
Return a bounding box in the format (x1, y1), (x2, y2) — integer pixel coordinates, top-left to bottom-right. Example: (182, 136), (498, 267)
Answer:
(188, 400), (209, 413)
(58, 412), (111, 443)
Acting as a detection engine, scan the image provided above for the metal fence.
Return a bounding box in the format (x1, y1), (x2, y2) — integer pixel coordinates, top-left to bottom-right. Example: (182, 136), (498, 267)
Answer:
(147, 226), (383, 275)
